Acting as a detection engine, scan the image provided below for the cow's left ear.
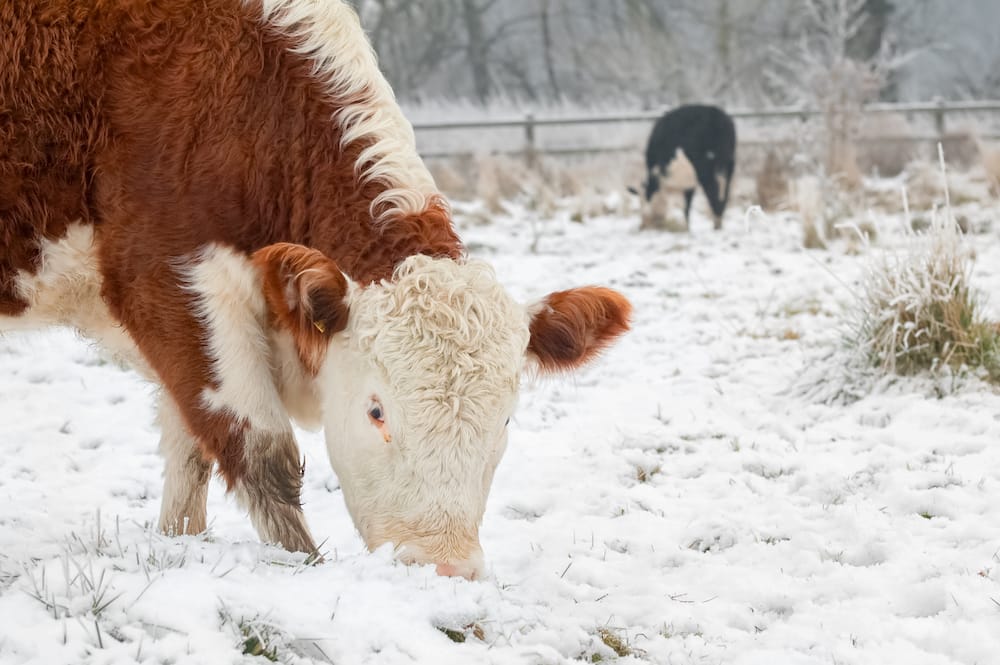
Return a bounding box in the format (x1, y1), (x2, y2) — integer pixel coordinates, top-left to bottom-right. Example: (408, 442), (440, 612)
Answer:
(252, 243), (351, 374)
(526, 287), (632, 373)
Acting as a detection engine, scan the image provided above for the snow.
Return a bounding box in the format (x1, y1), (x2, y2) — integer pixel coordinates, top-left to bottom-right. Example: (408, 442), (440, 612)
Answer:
(1, 197), (1000, 664)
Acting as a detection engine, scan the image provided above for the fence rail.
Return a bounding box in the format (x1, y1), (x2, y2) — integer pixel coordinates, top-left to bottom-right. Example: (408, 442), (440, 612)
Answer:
(412, 99), (1000, 161)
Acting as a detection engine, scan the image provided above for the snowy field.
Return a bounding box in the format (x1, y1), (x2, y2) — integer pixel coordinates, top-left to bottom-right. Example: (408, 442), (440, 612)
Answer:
(1, 188), (1000, 664)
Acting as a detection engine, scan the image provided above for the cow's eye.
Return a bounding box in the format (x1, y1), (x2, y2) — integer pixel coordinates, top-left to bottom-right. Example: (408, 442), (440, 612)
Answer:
(367, 400), (384, 424)
(367, 398), (392, 443)
(504, 417), (510, 427)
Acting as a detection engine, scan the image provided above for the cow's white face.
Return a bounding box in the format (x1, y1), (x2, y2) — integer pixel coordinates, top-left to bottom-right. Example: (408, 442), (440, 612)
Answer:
(320, 258), (526, 579)
(253, 246), (631, 580)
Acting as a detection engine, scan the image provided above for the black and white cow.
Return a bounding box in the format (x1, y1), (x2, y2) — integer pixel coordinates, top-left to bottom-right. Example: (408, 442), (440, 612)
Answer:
(633, 104), (736, 231)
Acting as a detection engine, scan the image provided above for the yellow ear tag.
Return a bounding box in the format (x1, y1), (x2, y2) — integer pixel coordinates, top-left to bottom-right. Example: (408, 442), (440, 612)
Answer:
(312, 320), (326, 333)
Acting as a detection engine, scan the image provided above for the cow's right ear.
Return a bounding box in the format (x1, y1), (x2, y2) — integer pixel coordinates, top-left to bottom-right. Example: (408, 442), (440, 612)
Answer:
(252, 243), (350, 374)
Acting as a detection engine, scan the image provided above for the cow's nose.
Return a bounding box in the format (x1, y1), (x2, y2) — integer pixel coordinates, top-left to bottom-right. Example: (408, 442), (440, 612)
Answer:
(396, 541), (486, 580)
(435, 561), (479, 580)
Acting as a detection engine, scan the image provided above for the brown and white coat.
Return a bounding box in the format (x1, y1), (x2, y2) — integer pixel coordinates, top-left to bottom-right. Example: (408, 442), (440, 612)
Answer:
(0, 0), (631, 578)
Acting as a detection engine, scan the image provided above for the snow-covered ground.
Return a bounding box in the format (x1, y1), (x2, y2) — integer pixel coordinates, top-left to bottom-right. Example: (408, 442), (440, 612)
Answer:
(1, 191), (999, 664)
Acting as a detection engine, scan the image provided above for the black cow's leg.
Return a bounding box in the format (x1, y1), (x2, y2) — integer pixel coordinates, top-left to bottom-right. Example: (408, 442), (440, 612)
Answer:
(697, 166), (724, 231)
(713, 162), (735, 230)
(721, 161), (735, 215)
(683, 189), (695, 231)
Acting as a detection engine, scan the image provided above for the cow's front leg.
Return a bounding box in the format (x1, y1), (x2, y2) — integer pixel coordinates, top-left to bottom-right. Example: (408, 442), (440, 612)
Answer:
(179, 246), (319, 554)
(105, 244), (318, 554)
(697, 167), (726, 231)
(233, 427), (316, 554)
(173, 404), (315, 554)
(165, 402), (316, 553)
(158, 395), (212, 536)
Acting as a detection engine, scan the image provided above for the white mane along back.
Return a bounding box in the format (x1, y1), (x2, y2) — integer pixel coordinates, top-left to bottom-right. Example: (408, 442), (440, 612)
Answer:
(252, 0), (440, 223)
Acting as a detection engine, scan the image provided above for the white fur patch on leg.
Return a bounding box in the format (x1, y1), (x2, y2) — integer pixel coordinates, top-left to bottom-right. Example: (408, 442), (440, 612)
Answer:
(157, 395), (212, 536)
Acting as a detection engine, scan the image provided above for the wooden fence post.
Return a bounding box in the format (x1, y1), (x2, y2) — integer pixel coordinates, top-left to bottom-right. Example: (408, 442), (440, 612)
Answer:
(524, 113), (537, 168)
(409, 100), (1000, 162)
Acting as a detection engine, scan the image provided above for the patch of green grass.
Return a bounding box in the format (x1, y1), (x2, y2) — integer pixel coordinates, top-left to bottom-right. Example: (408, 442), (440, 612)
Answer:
(219, 606), (284, 662)
(24, 552), (122, 622)
(440, 627), (466, 643)
(241, 633), (279, 662)
(437, 623), (485, 643)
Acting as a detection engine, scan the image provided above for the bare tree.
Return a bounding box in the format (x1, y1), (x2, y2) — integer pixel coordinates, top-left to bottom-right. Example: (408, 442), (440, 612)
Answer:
(345, 0), (984, 108)
(349, 0), (464, 101)
(769, 0), (905, 182)
(539, 0), (562, 100)
(461, 0), (492, 102)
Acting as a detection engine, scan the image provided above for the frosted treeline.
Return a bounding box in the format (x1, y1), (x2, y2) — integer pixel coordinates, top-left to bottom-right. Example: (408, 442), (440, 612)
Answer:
(347, 0), (1000, 106)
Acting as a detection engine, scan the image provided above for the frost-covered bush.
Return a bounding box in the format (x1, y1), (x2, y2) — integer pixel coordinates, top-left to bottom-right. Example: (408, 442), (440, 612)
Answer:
(850, 186), (1000, 381)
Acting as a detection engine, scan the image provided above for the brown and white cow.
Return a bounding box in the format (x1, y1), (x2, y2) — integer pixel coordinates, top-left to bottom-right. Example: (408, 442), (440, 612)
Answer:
(0, 0), (630, 579)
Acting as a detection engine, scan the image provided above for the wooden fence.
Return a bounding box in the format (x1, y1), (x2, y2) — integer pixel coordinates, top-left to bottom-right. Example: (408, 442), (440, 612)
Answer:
(412, 99), (1000, 162)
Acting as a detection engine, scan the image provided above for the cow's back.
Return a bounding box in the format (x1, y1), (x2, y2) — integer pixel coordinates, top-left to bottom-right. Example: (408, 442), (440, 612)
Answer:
(646, 105), (735, 171)
(3, 0), (456, 314)
(90, 0), (321, 311)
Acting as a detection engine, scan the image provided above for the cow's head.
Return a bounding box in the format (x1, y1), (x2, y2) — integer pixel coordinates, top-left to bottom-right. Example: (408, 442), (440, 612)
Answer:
(254, 244), (631, 580)
(627, 170), (661, 202)
(629, 168), (669, 230)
